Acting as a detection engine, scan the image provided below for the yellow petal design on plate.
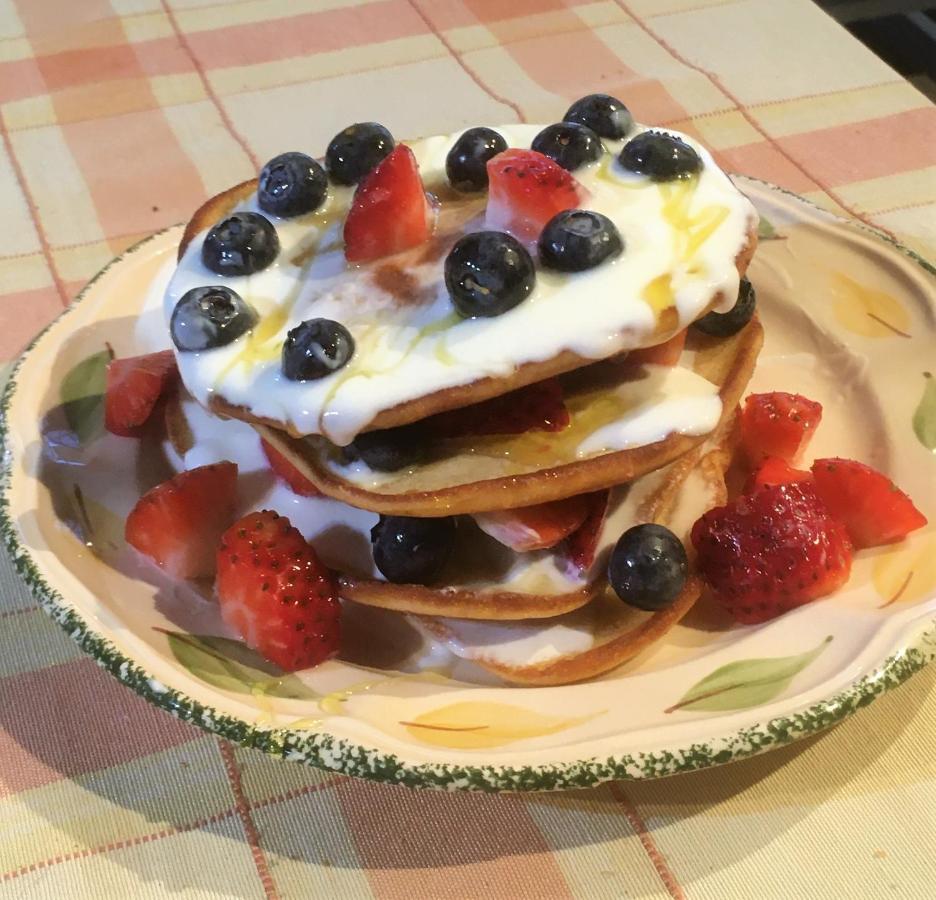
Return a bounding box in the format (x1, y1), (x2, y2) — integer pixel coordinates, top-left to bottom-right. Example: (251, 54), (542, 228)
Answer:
(873, 535), (936, 608)
(830, 272), (911, 338)
(401, 701), (602, 749)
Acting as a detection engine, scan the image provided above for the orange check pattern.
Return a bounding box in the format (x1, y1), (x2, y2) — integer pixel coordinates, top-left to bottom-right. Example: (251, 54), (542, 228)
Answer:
(1, 1), (935, 896)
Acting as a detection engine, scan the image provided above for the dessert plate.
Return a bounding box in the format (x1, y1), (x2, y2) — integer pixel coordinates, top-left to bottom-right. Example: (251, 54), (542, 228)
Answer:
(2, 178), (935, 791)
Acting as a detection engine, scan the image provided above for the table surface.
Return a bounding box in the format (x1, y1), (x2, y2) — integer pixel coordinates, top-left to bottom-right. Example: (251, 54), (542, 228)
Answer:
(2, 0), (936, 897)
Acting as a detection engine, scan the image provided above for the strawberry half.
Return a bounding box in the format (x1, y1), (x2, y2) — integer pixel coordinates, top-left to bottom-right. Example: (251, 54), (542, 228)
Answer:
(485, 149), (587, 247)
(560, 490), (612, 573)
(261, 439), (320, 497)
(343, 145), (432, 263)
(691, 481), (853, 624)
(125, 461), (238, 579)
(105, 350), (177, 437)
(473, 495), (590, 552)
(745, 456), (812, 492)
(216, 510), (340, 671)
(811, 458), (927, 548)
(739, 392), (822, 465)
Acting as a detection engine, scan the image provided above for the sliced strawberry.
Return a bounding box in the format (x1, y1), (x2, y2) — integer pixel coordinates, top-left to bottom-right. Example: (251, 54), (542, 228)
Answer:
(126, 462), (237, 579)
(746, 457), (812, 492)
(739, 392), (822, 465)
(343, 145), (432, 263)
(624, 330), (687, 368)
(216, 510), (340, 671)
(261, 439), (320, 497)
(426, 377), (569, 439)
(811, 458), (927, 548)
(105, 350), (177, 437)
(485, 149), (587, 247)
(560, 490), (612, 573)
(473, 496), (590, 552)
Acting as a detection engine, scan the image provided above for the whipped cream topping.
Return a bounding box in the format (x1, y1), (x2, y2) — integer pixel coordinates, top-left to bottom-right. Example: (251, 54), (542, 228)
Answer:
(165, 123), (755, 445)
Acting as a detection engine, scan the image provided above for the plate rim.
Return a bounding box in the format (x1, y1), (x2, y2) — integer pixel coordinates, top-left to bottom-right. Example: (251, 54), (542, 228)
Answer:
(2, 182), (935, 792)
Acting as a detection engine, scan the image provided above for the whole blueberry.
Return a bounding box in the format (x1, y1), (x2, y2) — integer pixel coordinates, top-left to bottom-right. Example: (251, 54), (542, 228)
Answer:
(538, 209), (623, 272)
(325, 122), (394, 185)
(445, 231), (536, 319)
(371, 515), (457, 585)
(618, 131), (702, 181)
(258, 152), (327, 217)
(170, 286), (257, 352)
(446, 127), (508, 192)
(282, 319), (354, 381)
(608, 523), (688, 611)
(531, 122), (603, 171)
(344, 424), (426, 472)
(201, 212), (279, 276)
(693, 277), (756, 337)
(563, 93), (633, 140)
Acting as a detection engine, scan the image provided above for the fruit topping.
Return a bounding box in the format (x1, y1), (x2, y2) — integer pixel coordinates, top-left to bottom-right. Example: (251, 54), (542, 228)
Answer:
(170, 286), (257, 352)
(473, 496), (590, 552)
(485, 149), (586, 247)
(105, 349), (178, 437)
(691, 482), (853, 624)
(746, 456), (811, 491)
(739, 392), (822, 465)
(562, 490), (612, 573)
(261, 439), (321, 496)
(344, 424), (426, 472)
(811, 458), (927, 548)
(623, 330), (687, 368)
(282, 318), (354, 381)
(693, 277), (756, 337)
(258, 151), (328, 217)
(445, 231), (535, 318)
(538, 209), (623, 272)
(370, 515), (457, 585)
(619, 131), (702, 181)
(216, 510), (340, 670)
(608, 523), (688, 610)
(126, 461), (238, 579)
(563, 93), (633, 140)
(326, 122), (394, 185)
(201, 212), (279, 276)
(446, 127), (508, 192)
(343, 145), (432, 263)
(532, 122), (603, 171)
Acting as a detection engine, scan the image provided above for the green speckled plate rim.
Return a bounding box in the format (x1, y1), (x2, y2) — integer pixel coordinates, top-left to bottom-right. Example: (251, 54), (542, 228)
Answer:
(1, 180), (935, 793)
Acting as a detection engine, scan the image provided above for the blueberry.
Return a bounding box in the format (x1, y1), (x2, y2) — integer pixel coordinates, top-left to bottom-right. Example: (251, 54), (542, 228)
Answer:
(170, 286), (257, 352)
(608, 524), (688, 610)
(282, 319), (354, 381)
(344, 425), (426, 472)
(445, 127), (508, 192)
(531, 122), (603, 171)
(371, 515), (457, 585)
(325, 122), (394, 185)
(538, 209), (623, 273)
(692, 277), (756, 337)
(445, 231), (536, 319)
(563, 94), (633, 140)
(202, 212), (279, 276)
(618, 131), (702, 181)
(258, 152), (327, 217)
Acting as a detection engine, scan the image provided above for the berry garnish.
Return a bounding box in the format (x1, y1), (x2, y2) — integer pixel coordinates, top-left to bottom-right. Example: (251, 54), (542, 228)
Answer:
(693, 277), (756, 337)
(446, 127), (508, 192)
(532, 122), (603, 171)
(618, 131), (702, 181)
(261, 439), (320, 496)
(563, 93), (633, 140)
(325, 122), (394, 185)
(691, 482), (853, 624)
(343, 145), (432, 262)
(126, 462), (238, 579)
(282, 318), (354, 381)
(561, 490), (612, 573)
(258, 152), (327, 217)
(746, 457), (811, 492)
(170, 286), (257, 352)
(370, 515), (457, 585)
(739, 392), (822, 465)
(485, 149), (587, 247)
(344, 425), (426, 472)
(608, 523), (688, 610)
(473, 496), (590, 552)
(445, 231), (535, 319)
(105, 350), (178, 437)
(538, 209), (623, 272)
(811, 458), (927, 548)
(216, 510), (340, 671)
(201, 212), (279, 276)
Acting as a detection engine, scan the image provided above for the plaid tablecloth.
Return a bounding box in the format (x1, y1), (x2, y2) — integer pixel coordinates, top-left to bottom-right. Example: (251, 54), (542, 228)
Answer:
(2, 1), (936, 896)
